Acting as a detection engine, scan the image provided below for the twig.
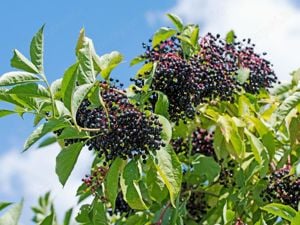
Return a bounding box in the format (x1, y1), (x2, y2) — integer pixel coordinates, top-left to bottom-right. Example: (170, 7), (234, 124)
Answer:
(153, 201), (171, 225)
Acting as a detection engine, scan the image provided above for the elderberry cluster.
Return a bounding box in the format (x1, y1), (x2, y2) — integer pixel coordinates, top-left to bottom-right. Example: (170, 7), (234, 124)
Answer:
(219, 160), (236, 188)
(82, 166), (108, 196)
(108, 192), (131, 216)
(172, 128), (215, 157)
(132, 32), (277, 122)
(181, 183), (210, 223)
(263, 167), (300, 209)
(76, 81), (164, 164)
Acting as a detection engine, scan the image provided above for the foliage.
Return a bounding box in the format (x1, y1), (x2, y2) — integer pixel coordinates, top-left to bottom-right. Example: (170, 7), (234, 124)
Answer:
(0, 14), (299, 225)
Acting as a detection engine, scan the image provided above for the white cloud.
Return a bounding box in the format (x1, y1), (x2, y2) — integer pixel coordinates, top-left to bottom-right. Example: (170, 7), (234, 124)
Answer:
(147, 0), (300, 82)
(0, 144), (93, 224)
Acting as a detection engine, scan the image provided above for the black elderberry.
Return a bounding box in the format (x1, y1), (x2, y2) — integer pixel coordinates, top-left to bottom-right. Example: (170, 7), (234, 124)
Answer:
(75, 81), (163, 164)
(172, 128), (215, 158)
(263, 166), (300, 209)
(107, 192), (131, 217)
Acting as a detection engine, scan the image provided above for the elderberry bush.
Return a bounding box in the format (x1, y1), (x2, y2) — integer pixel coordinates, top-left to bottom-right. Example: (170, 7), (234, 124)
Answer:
(76, 82), (164, 164)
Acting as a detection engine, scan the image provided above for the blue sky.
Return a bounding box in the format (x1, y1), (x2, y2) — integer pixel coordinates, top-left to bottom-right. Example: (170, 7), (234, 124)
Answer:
(1, 0), (300, 224)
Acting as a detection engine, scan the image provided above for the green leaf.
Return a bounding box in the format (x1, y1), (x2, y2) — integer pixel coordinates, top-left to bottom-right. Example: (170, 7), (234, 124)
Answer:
(30, 25), (44, 73)
(0, 71), (40, 86)
(0, 109), (16, 118)
(57, 127), (88, 140)
(0, 200), (23, 225)
(76, 204), (92, 224)
(50, 78), (62, 99)
(0, 202), (12, 211)
(38, 136), (57, 148)
(273, 91), (300, 127)
(291, 212), (300, 225)
(40, 212), (55, 225)
(78, 42), (95, 84)
(236, 68), (250, 84)
(130, 56), (146, 66)
(167, 13), (184, 31)
(157, 115), (172, 143)
(63, 208), (73, 225)
(104, 158), (125, 210)
(154, 144), (182, 207)
(152, 27), (177, 47)
(225, 30), (235, 44)
(291, 68), (300, 86)
(192, 155), (221, 184)
(245, 129), (266, 163)
(71, 83), (94, 124)
(261, 203), (297, 222)
(217, 115), (245, 159)
(56, 142), (84, 186)
(8, 83), (50, 98)
(146, 161), (168, 203)
(271, 82), (293, 96)
(61, 63), (79, 110)
(92, 201), (108, 225)
(24, 118), (68, 151)
(155, 92), (169, 118)
(120, 160), (148, 210)
(10, 49), (39, 74)
(98, 51), (123, 80)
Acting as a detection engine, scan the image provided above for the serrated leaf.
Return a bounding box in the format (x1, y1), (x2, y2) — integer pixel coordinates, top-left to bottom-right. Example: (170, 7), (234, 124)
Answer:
(40, 212), (55, 225)
(0, 200), (23, 225)
(78, 41), (95, 84)
(157, 115), (172, 143)
(7, 83), (50, 98)
(245, 129), (265, 163)
(155, 92), (169, 118)
(261, 203), (297, 222)
(92, 201), (108, 225)
(10, 49), (39, 74)
(104, 158), (125, 210)
(225, 30), (235, 44)
(192, 155), (221, 184)
(152, 27), (177, 47)
(24, 118), (68, 151)
(63, 208), (73, 225)
(0, 71), (40, 86)
(0, 202), (12, 211)
(291, 68), (300, 86)
(120, 160), (148, 210)
(56, 142), (84, 186)
(271, 82), (293, 96)
(71, 83), (94, 124)
(38, 136), (57, 148)
(98, 51), (123, 80)
(273, 91), (300, 127)
(0, 109), (16, 118)
(167, 13), (184, 31)
(30, 25), (44, 73)
(146, 161), (168, 203)
(61, 63), (79, 110)
(76, 204), (92, 224)
(50, 78), (62, 99)
(154, 144), (182, 207)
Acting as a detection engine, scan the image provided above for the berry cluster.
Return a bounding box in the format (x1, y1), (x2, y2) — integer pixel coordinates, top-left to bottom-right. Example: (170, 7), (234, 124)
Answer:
(181, 183), (210, 223)
(219, 160), (236, 188)
(82, 166), (108, 196)
(111, 192), (131, 216)
(263, 167), (300, 209)
(76, 81), (164, 164)
(172, 128), (215, 157)
(132, 33), (277, 121)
